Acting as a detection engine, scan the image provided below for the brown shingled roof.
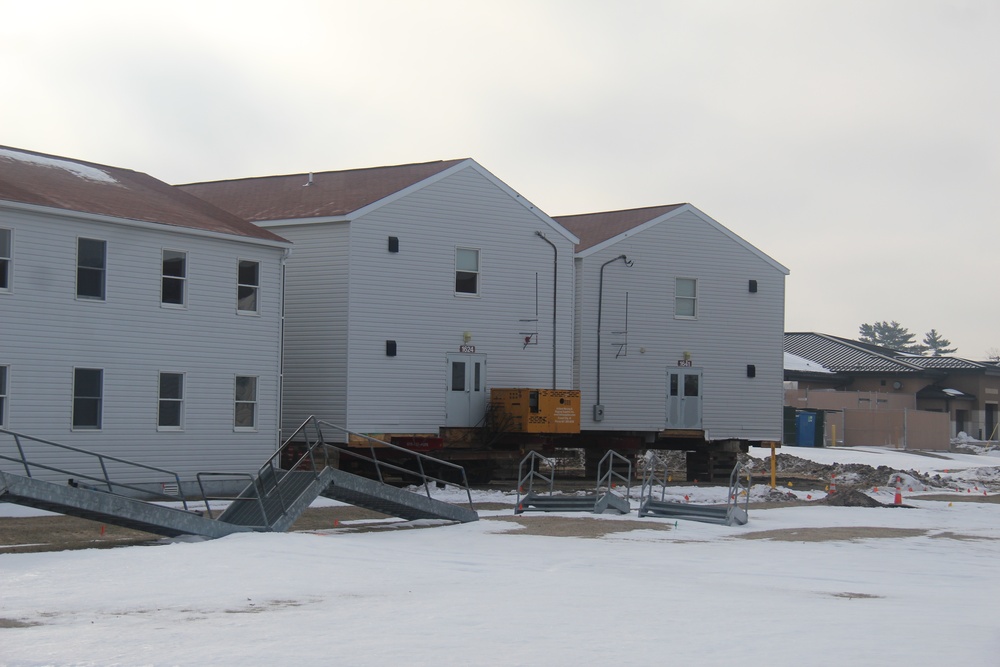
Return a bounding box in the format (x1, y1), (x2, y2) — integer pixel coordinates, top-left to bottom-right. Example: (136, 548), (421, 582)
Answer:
(554, 204), (687, 251)
(0, 146), (286, 243)
(178, 159), (469, 222)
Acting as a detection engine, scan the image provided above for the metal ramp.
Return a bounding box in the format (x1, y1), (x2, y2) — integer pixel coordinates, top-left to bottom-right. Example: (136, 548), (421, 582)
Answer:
(638, 454), (749, 526)
(0, 470), (246, 539)
(0, 428), (265, 538)
(308, 420), (478, 524)
(515, 450), (632, 515)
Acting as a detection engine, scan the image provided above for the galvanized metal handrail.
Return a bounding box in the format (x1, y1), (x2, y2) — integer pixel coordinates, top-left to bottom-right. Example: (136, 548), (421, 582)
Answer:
(0, 427), (188, 509)
(315, 420), (476, 512)
(596, 450), (632, 500)
(726, 460), (750, 518)
(515, 451), (556, 508)
(639, 450), (670, 507)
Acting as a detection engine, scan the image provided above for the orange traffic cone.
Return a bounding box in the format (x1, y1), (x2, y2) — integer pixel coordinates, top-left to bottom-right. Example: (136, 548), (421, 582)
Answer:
(894, 477), (903, 505)
(829, 475), (837, 495)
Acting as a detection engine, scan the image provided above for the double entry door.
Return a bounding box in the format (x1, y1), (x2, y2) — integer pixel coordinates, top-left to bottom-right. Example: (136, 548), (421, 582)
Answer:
(666, 368), (703, 429)
(445, 353), (487, 427)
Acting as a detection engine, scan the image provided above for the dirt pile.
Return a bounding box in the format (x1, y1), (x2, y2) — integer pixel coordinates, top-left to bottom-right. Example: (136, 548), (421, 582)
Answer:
(741, 450), (1000, 495)
(824, 489), (889, 508)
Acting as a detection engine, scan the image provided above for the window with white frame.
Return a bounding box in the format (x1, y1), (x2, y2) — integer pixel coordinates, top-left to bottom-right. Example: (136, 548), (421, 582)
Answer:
(0, 366), (7, 428)
(72, 368), (103, 430)
(161, 250), (187, 306)
(237, 260), (259, 313)
(675, 278), (697, 318)
(455, 247), (480, 295)
(234, 375), (258, 430)
(158, 372), (184, 430)
(0, 228), (11, 291)
(77, 238), (106, 300)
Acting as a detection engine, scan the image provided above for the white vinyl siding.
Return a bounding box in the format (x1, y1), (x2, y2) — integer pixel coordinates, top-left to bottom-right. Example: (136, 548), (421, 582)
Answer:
(0, 227), (11, 291)
(265, 222), (350, 436)
(343, 165), (577, 433)
(575, 208), (786, 441)
(0, 204), (285, 482)
(261, 164), (576, 437)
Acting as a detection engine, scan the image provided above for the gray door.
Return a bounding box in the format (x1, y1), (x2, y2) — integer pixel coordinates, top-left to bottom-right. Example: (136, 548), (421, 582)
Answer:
(667, 368), (703, 429)
(446, 353), (487, 427)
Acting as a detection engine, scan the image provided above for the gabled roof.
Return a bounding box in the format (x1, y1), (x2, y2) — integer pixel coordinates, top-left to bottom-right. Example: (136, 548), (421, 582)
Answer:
(0, 146), (286, 243)
(554, 204), (686, 251)
(179, 159), (468, 223)
(784, 332), (989, 374)
(555, 203), (789, 274)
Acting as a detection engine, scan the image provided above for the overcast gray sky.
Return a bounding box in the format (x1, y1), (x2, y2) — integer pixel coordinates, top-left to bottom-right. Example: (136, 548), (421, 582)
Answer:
(3, 1), (997, 356)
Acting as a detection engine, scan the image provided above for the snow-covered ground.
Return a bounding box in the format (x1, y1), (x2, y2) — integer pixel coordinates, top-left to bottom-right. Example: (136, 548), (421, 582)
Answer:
(2, 446), (1000, 666)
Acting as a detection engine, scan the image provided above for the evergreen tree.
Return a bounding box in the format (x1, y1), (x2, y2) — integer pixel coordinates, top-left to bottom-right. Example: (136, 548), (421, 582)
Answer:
(922, 329), (956, 356)
(858, 321), (928, 354)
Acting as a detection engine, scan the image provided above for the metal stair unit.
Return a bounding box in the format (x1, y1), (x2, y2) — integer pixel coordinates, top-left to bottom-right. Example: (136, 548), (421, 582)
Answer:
(514, 450), (631, 514)
(204, 418), (337, 532)
(638, 454), (749, 526)
(0, 417), (478, 540)
(311, 420), (478, 524)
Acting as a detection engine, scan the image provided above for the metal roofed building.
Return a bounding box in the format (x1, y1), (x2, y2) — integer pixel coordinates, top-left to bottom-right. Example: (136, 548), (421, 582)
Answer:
(784, 332), (1000, 443)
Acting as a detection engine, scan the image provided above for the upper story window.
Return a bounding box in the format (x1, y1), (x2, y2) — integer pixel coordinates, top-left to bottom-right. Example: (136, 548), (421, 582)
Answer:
(77, 238), (107, 300)
(234, 375), (258, 431)
(237, 260), (259, 314)
(0, 228), (11, 292)
(0, 365), (8, 428)
(72, 368), (103, 430)
(161, 250), (187, 307)
(455, 247), (480, 296)
(158, 372), (184, 430)
(675, 278), (697, 318)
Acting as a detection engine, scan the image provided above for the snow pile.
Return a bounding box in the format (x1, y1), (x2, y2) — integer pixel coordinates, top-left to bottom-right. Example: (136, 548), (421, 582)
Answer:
(951, 432), (1000, 456)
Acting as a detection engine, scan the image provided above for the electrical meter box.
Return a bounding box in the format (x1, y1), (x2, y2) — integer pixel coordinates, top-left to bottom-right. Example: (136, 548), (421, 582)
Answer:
(490, 388), (581, 434)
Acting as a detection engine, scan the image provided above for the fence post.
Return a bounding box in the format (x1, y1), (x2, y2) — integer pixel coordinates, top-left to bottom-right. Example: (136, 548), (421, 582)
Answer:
(903, 408), (908, 450)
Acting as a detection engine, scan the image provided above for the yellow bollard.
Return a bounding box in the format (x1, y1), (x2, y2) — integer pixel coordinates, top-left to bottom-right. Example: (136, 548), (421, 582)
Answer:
(770, 443), (777, 490)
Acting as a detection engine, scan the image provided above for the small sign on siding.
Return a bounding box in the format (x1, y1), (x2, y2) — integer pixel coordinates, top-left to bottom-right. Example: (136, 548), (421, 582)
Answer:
(460, 345), (476, 353)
